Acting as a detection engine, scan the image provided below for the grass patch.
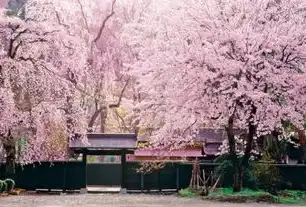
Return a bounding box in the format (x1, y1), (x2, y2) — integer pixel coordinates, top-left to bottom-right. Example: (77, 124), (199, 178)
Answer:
(179, 188), (306, 205)
(207, 188), (275, 203)
(277, 190), (306, 205)
(178, 188), (197, 198)
(210, 188), (267, 196)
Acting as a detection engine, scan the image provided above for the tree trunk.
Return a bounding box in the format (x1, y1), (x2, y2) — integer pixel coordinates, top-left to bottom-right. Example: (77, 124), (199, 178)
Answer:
(5, 152), (15, 178)
(88, 105), (107, 133)
(234, 121), (256, 192)
(232, 166), (241, 192)
(3, 131), (16, 179)
(100, 106), (107, 133)
(233, 166), (244, 192)
(226, 115), (256, 192)
(225, 115), (241, 192)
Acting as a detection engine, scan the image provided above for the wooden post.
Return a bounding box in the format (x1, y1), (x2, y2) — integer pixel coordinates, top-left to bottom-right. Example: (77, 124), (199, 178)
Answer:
(141, 173), (144, 193)
(121, 153), (126, 189)
(63, 161), (67, 192)
(82, 152), (87, 188)
(158, 170), (161, 192)
(176, 165), (180, 191)
(210, 170), (213, 187)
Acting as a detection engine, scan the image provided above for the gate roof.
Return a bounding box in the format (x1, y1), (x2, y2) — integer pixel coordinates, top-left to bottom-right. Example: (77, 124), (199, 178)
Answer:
(69, 133), (137, 152)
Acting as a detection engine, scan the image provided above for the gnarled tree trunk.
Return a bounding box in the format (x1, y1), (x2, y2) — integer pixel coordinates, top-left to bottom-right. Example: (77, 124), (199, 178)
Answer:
(2, 131), (16, 179)
(226, 114), (256, 192)
(225, 115), (241, 192)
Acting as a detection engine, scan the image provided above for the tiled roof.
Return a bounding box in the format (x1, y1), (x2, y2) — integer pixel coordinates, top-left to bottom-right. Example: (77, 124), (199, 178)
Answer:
(196, 128), (249, 156)
(196, 128), (227, 143)
(69, 133), (137, 150)
(134, 148), (203, 157)
(133, 128), (230, 157)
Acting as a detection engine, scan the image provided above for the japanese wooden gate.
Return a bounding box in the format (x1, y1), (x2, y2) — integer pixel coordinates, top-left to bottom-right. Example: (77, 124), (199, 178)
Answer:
(69, 133), (137, 190)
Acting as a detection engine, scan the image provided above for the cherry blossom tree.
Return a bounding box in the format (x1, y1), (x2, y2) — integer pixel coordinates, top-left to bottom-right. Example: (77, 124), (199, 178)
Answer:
(25, 0), (147, 134)
(123, 0), (306, 191)
(0, 0), (153, 170)
(0, 6), (88, 171)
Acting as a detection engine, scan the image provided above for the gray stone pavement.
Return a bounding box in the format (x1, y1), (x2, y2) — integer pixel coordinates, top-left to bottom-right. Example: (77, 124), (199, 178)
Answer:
(0, 194), (290, 207)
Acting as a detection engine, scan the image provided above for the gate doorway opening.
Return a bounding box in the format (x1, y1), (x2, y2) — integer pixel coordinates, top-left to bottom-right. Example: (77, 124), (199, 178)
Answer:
(86, 155), (121, 192)
(69, 133), (137, 193)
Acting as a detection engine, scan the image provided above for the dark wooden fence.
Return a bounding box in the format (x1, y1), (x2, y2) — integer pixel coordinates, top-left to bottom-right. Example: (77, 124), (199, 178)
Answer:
(124, 163), (216, 191)
(0, 161), (86, 190)
(0, 162), (305, 191)
(278, 164), (306, 190)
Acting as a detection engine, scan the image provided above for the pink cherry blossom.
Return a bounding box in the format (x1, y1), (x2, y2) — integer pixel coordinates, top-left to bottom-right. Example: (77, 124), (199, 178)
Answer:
(123, 0), (306, 149)
(0, 6), (88, 163)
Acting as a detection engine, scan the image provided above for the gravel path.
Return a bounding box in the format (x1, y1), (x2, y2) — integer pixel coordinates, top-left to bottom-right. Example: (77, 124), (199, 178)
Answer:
(0, 194), (289, 207)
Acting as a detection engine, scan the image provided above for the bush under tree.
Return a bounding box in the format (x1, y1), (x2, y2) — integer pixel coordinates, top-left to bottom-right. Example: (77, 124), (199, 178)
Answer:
(253, 153), (281, 194)
(4, 179), (15, 192)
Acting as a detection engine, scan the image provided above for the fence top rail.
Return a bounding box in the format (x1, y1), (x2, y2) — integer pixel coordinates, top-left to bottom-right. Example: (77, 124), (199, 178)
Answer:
(1, 161), (306, 168)
(126, 161), (306, 167)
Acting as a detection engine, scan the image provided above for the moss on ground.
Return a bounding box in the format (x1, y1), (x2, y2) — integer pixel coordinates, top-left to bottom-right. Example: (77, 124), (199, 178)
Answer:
(207, 188), (275, 203)
(178, 188), (197, 198)
(276, 190), (306, 205)
(179, 188), (306, 205)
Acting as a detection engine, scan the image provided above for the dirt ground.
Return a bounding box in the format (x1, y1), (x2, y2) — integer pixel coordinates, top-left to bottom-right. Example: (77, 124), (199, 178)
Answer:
(0, 193), (289, 207)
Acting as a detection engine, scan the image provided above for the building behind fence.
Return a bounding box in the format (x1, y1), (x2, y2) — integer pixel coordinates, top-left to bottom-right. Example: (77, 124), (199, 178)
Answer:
(0, 162), (305, 192)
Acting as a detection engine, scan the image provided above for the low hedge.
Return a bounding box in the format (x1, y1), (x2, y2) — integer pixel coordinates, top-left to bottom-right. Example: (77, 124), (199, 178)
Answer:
(5, 179), (15, 192)
(0, 179), (15, 193)
(179, 188), (306, 205)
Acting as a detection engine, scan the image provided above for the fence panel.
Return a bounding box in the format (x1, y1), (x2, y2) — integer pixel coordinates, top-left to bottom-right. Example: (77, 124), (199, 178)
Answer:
(178, 164), (193, 189)
(0, 162), (85, 190)
(125, 162), (142, 190)
(159, 164), (177, 190)
(66, 161), (86, 190)
(279, 164), (306, 190)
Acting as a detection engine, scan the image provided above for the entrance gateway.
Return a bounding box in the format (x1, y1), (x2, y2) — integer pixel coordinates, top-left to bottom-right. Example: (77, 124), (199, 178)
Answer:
(69, 133), (137, 192)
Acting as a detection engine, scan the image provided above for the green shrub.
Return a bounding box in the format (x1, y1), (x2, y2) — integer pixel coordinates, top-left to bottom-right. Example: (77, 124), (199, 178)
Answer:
(253, 152), (280, 194)
(0, 180), (8, 193)
(207, 188), (276, 203)
(5, 179), (15, 192)
(203, 188), (306, 204)
(178, 188), (197, 197)
(278, 190), (306, 205)
(214, 155), (257, 189)
(0, 180), (3, 193)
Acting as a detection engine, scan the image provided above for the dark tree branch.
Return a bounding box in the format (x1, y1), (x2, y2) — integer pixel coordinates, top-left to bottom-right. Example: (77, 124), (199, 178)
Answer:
(211, 112), (222, 120)
(55, 11), (73, 36)
(76, 0), (90, 33)
(13, 28), (28, 41)
(88, 106), (107, 130)
(183, 119), (197, 135)
(280, 45), (288, 62)
(8, 28), (27, 58)
(11, 41), (22, 58)
(92, 0), (116, 44)
(114, 109), (131, 132)
(27, 38), (48, 44)
(109, 77), (130, 108)
(226, 114), (236, 156)
(242, 105), (257, 166)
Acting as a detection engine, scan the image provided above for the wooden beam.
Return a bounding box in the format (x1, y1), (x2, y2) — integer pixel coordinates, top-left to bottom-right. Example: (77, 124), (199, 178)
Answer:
(72, 149), (134, 155)
(141, 173), (144, 193)
(121, 153), (126, 189)
(82, 152), (87, 188)
(176, 165), (180, 191)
